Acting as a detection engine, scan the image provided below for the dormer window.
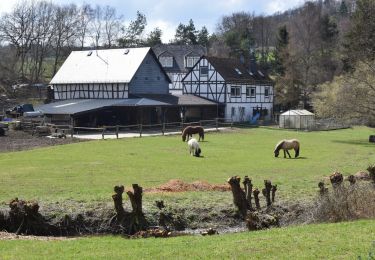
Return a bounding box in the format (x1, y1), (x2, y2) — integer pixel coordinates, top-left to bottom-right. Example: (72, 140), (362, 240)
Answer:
(185, 56), (200, 68)
(235, 68), (242, 75)
(159, 56), (173, 67)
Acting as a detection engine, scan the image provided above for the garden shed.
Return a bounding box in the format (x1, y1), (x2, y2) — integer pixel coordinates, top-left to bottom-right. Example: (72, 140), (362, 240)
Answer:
(279, 109), (315, 129)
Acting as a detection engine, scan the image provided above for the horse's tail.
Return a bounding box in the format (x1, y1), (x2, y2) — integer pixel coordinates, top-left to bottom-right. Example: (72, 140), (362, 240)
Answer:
(295, 143), (300, 157)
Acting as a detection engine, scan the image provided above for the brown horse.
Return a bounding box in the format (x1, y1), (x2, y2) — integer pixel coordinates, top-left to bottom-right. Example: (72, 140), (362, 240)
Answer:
(182, 126), (205, 142)
(274, 139), (300, 158)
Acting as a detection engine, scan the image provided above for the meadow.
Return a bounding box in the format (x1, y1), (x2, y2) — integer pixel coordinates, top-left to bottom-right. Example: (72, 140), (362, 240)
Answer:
(0, 126), (374, 205)
(1, 126), (375, 258)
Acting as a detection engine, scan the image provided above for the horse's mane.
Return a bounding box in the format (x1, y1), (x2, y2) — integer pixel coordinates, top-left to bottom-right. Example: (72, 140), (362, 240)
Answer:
(274, 140), (285, 152)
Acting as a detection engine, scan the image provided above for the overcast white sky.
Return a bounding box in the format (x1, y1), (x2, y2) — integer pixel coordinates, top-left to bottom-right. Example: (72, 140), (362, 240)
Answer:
(0, 0), (305, 42)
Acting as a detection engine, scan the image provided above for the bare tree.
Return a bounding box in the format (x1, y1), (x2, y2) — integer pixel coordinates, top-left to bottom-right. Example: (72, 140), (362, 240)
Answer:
(77, 4), (93, 50)
(31, 1), (56, 82)
(0, 0), (37, 79)
(103, 6), (122, 48)
(91, 5), (103, 48)
(52, 4), (80, 75)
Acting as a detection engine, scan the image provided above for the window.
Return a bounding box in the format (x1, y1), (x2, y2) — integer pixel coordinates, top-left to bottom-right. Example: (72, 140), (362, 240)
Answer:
(230, 86), (241, 97)
(246, 87), (256, 97)
(159, 56), (173, 67)
(265, 87), (270, 97)
(200, 66), (208, 76)
(185, 56), (200, 68)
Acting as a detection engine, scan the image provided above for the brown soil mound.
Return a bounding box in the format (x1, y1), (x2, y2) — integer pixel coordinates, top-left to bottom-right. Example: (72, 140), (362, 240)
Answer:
(145, 179), (230, 193)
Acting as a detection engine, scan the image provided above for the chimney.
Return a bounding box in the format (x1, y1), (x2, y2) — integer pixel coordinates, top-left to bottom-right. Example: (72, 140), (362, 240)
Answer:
(249, 49), (257, 75)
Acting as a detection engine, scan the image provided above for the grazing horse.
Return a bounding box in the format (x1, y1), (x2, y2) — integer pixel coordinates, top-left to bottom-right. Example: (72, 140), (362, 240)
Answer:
(188, 138), (201, 157)
(182, 126), (204, 142)
(274, 139), (300, 158)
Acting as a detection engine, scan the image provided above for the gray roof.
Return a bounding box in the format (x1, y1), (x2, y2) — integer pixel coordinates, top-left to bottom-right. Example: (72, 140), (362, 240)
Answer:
(36, 98), (170, 115)
(133, 94), (218, 106)
(152, 44), (206, 73)
(203, 56), (272, 84)
(36, 95), (217, 115)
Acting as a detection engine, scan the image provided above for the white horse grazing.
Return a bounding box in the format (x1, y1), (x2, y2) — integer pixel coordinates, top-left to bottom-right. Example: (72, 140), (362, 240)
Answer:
(188, 138), (201, 157)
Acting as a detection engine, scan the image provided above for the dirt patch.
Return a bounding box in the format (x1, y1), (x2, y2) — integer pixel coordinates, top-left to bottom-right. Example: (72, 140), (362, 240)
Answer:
(0, 130), (85, 153)
(0, 231), (76, 241)
(144, 179), (231, 193)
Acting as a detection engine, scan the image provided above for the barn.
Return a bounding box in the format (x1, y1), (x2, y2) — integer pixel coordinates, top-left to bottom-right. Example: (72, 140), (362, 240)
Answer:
(37, 47), (218, 127)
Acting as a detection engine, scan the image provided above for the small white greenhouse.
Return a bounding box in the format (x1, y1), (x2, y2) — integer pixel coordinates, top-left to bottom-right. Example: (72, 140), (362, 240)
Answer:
(279, 109), (315, 129)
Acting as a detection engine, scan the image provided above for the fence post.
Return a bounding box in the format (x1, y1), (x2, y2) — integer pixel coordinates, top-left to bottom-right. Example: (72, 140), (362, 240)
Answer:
(216, 118), (218, 131)
(116, 125), (119, 139)
(70, 126), (74, 138)
(231, 119), (233, 129)
(102, 127), (105, 139)
(162, 122), (165, 135)
(139, 124), (142, 137)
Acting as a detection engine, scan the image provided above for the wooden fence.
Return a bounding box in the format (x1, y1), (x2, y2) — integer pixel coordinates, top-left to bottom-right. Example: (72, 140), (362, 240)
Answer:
(52, 118), (234, 139)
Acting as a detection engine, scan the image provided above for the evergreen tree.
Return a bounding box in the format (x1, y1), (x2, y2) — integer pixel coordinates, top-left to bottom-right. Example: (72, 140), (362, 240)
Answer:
(273, 25), (289, 76)
(145, 27), (162, 46)
(197, 26), (209, 47)
(339, 0), (349, 16)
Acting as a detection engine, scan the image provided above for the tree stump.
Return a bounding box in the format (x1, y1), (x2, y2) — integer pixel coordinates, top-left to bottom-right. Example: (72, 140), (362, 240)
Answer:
(329, 171), (343, 188)
(126, 184), (147, 233)
(347, 175), (356, 185)
(253, 188), (261, 210)
(227, 176), (248, 217)
(367, 165), (375, 184)
(8, 198), (55, 235)
(263, 180), (272, 207)
(112, 185), (125, 221)
(242, 176), (253, 211)
(318, 181), (328, 196)
(369, 135), (375, 143)
(271, 185), (277, 203)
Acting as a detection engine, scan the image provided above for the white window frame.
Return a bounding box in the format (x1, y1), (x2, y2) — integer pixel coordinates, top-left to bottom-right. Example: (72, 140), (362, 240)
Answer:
(246, 87), (256, 98)
(159, 56), (173, 68)
(231, 86), (241, 97)
(185, 56), (200, 68)
(200, 66), (208, 76)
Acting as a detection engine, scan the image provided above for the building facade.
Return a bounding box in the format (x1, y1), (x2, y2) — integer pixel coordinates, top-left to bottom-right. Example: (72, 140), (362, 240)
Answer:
(182, 56), (274, 122)
(152, 45), (206, 95)
(40, 47), (218, 126)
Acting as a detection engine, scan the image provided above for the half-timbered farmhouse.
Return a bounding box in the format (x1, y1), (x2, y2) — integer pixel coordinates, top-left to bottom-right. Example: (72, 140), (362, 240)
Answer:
(38, 47), (218, 126)
(152, 45), (206, 95)
(182, 56), (274, 122)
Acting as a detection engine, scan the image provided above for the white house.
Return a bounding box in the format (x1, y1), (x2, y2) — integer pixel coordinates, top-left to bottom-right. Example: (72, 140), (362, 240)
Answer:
(182, 56), (274, 122)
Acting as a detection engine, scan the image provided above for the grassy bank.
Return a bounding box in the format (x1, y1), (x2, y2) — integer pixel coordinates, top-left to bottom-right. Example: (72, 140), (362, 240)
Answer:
(1, 219), (374, 259)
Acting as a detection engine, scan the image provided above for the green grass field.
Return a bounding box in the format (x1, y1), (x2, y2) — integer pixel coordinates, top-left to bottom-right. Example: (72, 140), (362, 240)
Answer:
(0, 127), (374, 205)
(1, 127), (375, 259)
(0, 219), (374, 259)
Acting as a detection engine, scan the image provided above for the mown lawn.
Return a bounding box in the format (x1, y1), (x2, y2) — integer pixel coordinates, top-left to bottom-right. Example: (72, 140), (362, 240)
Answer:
(0, 127), (374, 204)
(0, 219), (374, 259)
